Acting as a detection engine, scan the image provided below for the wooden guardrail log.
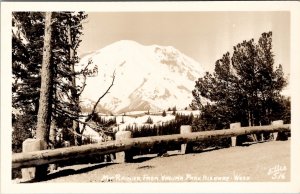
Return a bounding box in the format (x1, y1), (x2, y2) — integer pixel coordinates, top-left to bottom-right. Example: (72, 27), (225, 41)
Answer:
(12, 124), (290, 170)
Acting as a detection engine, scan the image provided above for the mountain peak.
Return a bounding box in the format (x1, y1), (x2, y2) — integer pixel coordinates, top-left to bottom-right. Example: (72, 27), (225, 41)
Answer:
(110, 39), (143, 48)
(78, 40), (205, 114)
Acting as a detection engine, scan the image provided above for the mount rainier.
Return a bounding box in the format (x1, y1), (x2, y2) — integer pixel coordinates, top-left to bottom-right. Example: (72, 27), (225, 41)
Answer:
(77, 40), (205, 114)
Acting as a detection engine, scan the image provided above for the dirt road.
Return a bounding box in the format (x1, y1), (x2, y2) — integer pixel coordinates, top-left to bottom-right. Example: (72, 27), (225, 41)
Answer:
(30, 139), (290, 183)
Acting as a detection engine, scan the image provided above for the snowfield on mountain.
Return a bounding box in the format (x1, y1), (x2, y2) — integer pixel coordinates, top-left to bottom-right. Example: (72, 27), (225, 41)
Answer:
(76, 40), (205, 114)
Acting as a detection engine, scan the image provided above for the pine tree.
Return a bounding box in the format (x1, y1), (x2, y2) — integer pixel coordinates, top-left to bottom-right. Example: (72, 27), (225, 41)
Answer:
(191, 32), (288, 131)
(12, 12), (88, 148)
(64, 12), (88, 145)
(145, 116), (153, 124)
(12, 12), (45, 123)
(172, 106), (176, 115)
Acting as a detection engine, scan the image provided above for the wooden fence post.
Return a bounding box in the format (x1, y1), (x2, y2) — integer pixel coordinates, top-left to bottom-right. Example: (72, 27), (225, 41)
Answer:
(271, 120), (283, 141)
(260, 133), (264, 142)
(230, 123), (241, 147)
(115, 131), (132, 163)
(21, 138), (47, 181)
(180, 125), (192, 154)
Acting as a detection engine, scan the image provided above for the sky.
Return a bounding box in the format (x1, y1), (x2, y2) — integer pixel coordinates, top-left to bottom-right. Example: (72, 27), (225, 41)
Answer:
(78, 12), (290, 77)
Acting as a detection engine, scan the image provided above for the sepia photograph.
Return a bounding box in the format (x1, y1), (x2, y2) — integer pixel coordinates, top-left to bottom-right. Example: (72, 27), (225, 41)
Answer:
(1, 1), (300, 193)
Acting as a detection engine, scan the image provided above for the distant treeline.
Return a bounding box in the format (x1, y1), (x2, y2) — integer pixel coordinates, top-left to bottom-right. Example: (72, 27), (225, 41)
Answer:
(92, 113), (117, 127)
(124, 113), (231, 153)
(125, 113), (194, 138)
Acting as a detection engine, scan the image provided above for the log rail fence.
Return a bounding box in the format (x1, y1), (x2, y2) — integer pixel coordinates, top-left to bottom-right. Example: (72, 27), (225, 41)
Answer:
(13, 120), (290, 181)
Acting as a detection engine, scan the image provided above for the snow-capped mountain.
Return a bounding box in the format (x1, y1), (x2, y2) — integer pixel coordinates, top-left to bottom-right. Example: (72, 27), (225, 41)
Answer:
(77, 40), (205, 114)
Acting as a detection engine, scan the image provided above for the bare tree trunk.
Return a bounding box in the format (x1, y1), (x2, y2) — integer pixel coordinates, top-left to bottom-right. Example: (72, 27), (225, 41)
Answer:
(36, 12), (53, 146)
(34, 11), (53, 179)
(49, 63), (57, 148)
(248, 111), (251, 127)
(67, 25), (81, 146)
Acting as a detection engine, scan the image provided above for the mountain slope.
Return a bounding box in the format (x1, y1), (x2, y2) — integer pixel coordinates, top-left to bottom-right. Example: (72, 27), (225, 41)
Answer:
(77, 40), (205, 114)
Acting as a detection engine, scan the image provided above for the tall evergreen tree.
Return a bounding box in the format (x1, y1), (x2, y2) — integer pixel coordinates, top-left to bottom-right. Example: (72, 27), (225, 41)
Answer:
(12, 13), (43, 152)
(12, 12), (45, 118)
(55, 12), (88, 145)
(191, 32), (288, 131)
(12, 11), (88, 149)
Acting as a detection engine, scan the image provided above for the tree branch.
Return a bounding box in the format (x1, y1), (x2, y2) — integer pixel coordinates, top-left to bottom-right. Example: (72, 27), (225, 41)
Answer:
(81, 71), (116, 134)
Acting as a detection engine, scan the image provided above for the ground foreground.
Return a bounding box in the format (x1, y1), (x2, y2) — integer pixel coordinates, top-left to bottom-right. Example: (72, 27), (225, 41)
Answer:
(22, 139), (290, 183)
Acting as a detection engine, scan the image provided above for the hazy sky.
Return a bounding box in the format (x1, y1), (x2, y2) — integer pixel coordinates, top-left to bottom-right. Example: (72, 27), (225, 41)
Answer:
(78, 12), (290, 75)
